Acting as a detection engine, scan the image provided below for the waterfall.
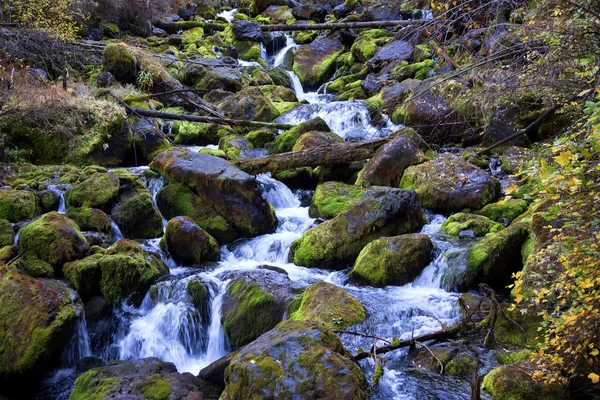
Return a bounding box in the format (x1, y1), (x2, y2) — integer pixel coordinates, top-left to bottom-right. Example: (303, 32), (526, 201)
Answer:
(273, 34), (298, 67)
(257, 173), (301, 209)
(48, 184), (68, 214)
(110, 220), (124, 243)
(61, 312), (92, 366)
(216, 8), (237, 23)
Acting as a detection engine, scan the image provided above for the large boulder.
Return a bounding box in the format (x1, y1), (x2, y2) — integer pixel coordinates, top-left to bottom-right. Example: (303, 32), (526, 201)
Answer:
(193, 67), (245, 92)
(131, 118), (172, 163)
(65, 173), (120, 210)
(288, 282), (366, 329)
(232, 20), (264, 42)
(63, 239), (169, 305)
(156, 183), (237, 243)
(150, 149), (277, 238)
(218, 88), (280, 122)
(110, 182), (163, 239)
(66, 207), (112, 234)
(221, 320), (367, 400)
(272, 117), (331, 154)
(350, 234), (433, 286)
(18, 212), (89, 268)
(290, 187), (426, 269)
(163, 216), (220, 265)
(309, 181), (366, 219)
(400, 153), (500, 211)
(0, 266), (81, 396)
(478, 199), (529, 225)
(292, 130), (343, 151)
(70, 357), (221, 400)
(482, 362), (565, 400)
(0, 190), (40, 223)
(293, 33), (345, 87)
(441, 213), (503, 237)
(355, 134), (423, 187)
(367, 40), (414, 71)
(250, 0), (286, 15)
(102, 43), (138, 84)
(0, 219), (14, 247)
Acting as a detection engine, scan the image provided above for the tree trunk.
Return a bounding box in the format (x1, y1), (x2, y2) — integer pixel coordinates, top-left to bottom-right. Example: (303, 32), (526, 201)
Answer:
(154, 20), (227, 34)
(260, 19), (431, 32)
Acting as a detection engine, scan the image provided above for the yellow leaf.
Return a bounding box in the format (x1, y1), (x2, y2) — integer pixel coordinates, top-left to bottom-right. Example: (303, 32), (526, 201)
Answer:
(515, 294), (523, 303)
(555, 152), (571, 167)
(588, 373), (600, 384)
(505, 184), (518, 194)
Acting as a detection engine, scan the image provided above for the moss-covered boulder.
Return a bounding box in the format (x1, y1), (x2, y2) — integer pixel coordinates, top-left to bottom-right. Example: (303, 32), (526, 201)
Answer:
(187, 279), (209, 311)
(110, 188), (163, 239)
(465, 223), (530, 290)
(309, 182), (366, 219)
(156, 183), (237, 243)
(292, 130), (343, 151)
(441, 213), (503, 237)
(66, 207), (112, 233)
(413, 346), (475, 377)
(350, 234), (433, 287)
(400, 153), (500, 211)
(193, 66), (245, 92)
(12, 253), (55, 278)
(222, 320), (367, 400)
(63, 253), (103, 301)
(150, 149), (277, 239)
(65, 173), (120, 210)
(0, 245), (17, 264)
(291, 187), (426, 269)
(272, 117), (331, 154)
(479, 199), (529, 225)
(218, 88), (280, 122)
(18, 212), (89, 268)
(0, 265), (81, 395)
(293, 33), (345, 87)
(492, 306), (542, 348)
(483, 362), (564, 400)
(250, 0), (286, 14)
(163, 216), (219, 266)
(0, 219), (14, 247)
(289, 282), (366, 329)
(245, 129), (276, 148)
(70, 357), (221, 400)
(500, 146), (536, 175)
(355, 134), (423, 188)
(218, 134), (253, 161)
(102, 42), (138, 83)
(0, 190), (41, 223)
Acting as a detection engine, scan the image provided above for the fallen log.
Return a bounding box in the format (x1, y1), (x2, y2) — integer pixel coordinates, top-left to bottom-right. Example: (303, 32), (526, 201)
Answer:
(234, 138), (393, 174)
(353, 325), (462, 361)
(104, 92), (295, 129)
(154, 20), (227, 34)
(261, 19), (432, 32)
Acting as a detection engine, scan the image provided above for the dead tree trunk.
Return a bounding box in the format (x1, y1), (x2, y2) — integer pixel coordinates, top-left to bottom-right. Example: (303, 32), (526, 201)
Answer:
(261, 19), (431, 32)
(154, 20), (227, 34)
(234, 138), (393, 174)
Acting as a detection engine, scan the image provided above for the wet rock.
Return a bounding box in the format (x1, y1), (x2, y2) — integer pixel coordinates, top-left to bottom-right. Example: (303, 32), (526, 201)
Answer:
(441, 213), (503, 237)
(272, 116), (331, 153)
(483, 361), (564, 400)
(102, 43), (137, 84)
(219, 134), (253, 160)
(110, 181), (163, 240)
(193, 66), (245, 92)
(482, 106), (532, 148)
(63, 239), (168, 305)
(11, 253), (55, 278)
(65, 173), (120, 210)
(18, 212), (89, 268)
(309, 181), (366, 219)
(163, 216), (220, 265)
(66, 207), (112, 233)
(70, 357), (222, 400)
(76, 356), (105, 375)
(221, 320), (367, 400)
(187, 279), (209, 311)
(262, 5), (295, 23)
(37, 189), (60, 213)
(219, 269), (298, 349)
(218, 87), (280, 122)
(0, 189), (41, 223)
(156, 182), (238, 243)
(0, 266), (82, 396)
(309, 5), (331, 22)
(198, 351), (239, 388)
(355, 134), (423, 187)
(0, 219), (14, 247)
(400, 153), (500, 211)
(367, 40), (414, 71)
(478, 199), (529, 225)
(413, 346), (475, 376)
(291, 5), (312, 19)
(293, 33), (345, 87)
(151, 27), (168, 37)
(333, 3), (352, 18)
(361, 73), (384, 97)
(289, 281), (366, 329)
(290, 187), (426, 269)
(292, 130), (343, 151)
(251, 0), (286, 14)
(458, 230), (476, 239)
(351, 233), (433, 286)
(500, 146), (536, 174)
(150, 149), (278, 239)
(0, 245), (18, 264)
(131, 118), (172, 163)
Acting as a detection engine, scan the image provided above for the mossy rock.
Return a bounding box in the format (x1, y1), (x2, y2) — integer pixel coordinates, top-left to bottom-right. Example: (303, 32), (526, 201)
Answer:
(37, 190), (60, 213)
(413, 347), (474, 376)
(187, 279), (209, 310)
(0, 245), (18, 264)
(309, 181), (366, 219)
(181, 27), (205, 44)
(289, 282), (366, 329)
(12, 253), (54, 278)
(219, 134), (253, 161)
(234, 40), (262, 61)
(97, 239), (169, 305)
(292, 130), (344, 151)
(156, 183), (237, 243)
(245, 129), (275, 148)
(218, 87), (280, 122)
(18, 212), (89, 268)
(102, 42), (138, 83)
(291, 187), (426, 269)
(293, 33), (345, 87)
(482, 362), (564, 400)
(110, 189), (163, 239)
(400, 153), (500, 211)
(272, 117), (330, 153)
(0, 219), (15, 247)
(441, 213), (503, 237)
(500, 146), (536, 175)
(222, 320), (367, 400)
(222, 278), (279, 349)
(478, 199), (529, 224)
(465, 223), (530, 290)
(493, 306), (542, 348)
(0, 190), (41, 223)
(0, 265), (80, 392)
(350, 234), (433, 287)
(496, 349), (532, 365)
(66, 207), (112, 233)
(63, 253), (102, 301)
(351, 38), (379, 63)
(163, 216), (220, 266)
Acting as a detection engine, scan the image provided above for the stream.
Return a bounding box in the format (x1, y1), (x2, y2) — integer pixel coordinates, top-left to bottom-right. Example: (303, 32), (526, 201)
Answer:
(37, 33), (495, 400)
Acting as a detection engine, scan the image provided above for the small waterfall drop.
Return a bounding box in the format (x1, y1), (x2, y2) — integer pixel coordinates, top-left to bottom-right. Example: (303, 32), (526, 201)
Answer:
(61, 312), (92, 366)
(216, 8), (237, 23)
(48, 184), (68, 214)
(110, 220), (124, 243)
(273, 34), (298, 67)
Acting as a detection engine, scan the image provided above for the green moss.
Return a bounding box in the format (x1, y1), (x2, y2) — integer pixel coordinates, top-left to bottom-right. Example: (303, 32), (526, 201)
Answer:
(13, 253), (54, 278)
(141, 376), (172, 400)
(273, 117), (330, 153)
(496, 349), (532, 365)
(289, 282), (366, 329)
(101, 23), (119, 37)
(63, 254), (103, 299)
(0, 219), (15, 247)
(66, 173), (120, 210)
(441, 213), (504, 236)
(234, 12), (249, 20)
(199, 148), (226, 158)
(479, 199), (529, 224)
(309, 182), (366, 219)
(272, 101), (300, 115)
(71, 370), (123, 400)
(293, 30), (318, 44)
(181, 27), (205, 44)
(234, 41), (262, 61)
(187, 279), (209, 309)
(494, 307), (541, 348)
(359, 29), (390, 39)
(246, 129), (275, 148)
(482, 363), (563, 400)
(445, 355), (473, 376)
(66, 207), (112, 233)
(351, 39), (378, 62)
(103, 43), (135, 71)
(0, 245), (18, 263)
(0, 190), (40, 223)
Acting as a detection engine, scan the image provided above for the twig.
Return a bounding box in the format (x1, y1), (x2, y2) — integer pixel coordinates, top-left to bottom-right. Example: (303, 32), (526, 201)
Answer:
(416, 340), (444, 375)
(334, 330), (392, 344)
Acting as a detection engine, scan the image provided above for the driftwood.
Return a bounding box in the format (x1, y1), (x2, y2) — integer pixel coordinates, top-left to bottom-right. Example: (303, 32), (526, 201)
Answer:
(260, 19), (431, 32)
(154, 20), (227, 34)
(104, 92), (294, 129)
(234, 138), (393, 174)
(471, 361), (481, 400)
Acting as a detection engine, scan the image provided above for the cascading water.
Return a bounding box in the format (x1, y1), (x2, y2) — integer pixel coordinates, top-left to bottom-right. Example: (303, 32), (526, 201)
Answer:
(48, 184), (68, 214)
